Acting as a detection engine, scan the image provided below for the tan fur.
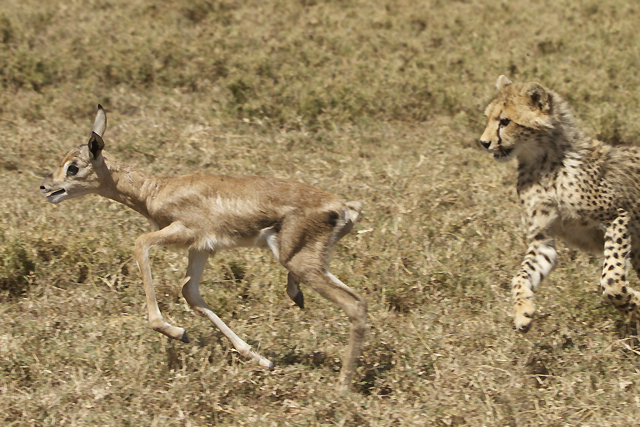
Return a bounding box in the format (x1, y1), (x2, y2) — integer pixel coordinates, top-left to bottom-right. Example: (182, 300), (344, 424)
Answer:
(480, 76), (640, 331)
(40, 106), (367, 393)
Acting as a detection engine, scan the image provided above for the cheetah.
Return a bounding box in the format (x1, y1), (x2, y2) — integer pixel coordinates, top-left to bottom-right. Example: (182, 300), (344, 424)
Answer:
(480, 75), (640, 331)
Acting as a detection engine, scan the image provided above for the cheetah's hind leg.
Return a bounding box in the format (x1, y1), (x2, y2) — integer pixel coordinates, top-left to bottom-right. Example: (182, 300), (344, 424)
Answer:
(601, 212), (640, 325)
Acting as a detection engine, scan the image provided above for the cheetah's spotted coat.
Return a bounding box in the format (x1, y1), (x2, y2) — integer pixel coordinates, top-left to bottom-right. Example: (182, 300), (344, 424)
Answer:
(480, 75), (640, 331)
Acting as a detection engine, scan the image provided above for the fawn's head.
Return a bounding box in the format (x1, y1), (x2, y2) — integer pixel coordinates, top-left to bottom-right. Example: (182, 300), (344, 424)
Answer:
(40, 105), (107, 204)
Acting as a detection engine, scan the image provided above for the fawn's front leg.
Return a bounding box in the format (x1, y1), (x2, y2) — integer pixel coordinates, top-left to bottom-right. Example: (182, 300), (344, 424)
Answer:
(134, 222), (194, 342)
(181, 249), (274, 368)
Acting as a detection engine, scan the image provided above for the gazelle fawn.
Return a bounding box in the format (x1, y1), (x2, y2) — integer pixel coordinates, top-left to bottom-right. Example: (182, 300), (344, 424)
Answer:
(40, 105), (367, 393)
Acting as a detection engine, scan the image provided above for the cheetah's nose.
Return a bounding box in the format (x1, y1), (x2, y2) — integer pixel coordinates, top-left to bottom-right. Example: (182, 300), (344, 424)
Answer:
(479, 140), (491, 149)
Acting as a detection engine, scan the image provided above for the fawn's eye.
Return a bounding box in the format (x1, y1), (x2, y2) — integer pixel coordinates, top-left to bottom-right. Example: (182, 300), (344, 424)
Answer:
(499, 118), (511, 127)
(67, 164), (79, 176)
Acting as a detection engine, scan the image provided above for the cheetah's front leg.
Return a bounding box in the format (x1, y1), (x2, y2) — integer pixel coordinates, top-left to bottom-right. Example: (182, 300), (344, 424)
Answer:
(601, 211), (640, 320)
(512, 235), (558, 331)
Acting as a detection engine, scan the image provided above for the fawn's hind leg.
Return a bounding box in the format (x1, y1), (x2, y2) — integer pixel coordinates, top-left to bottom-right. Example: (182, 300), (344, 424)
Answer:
(284, 246), (367, 394)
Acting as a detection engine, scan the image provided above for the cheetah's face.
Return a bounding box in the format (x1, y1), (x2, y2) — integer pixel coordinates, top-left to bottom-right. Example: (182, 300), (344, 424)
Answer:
(479, 76), (554, 162)
(479, 104), (522, 162)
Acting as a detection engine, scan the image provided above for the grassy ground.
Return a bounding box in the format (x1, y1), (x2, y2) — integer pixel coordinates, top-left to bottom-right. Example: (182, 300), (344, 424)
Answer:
(3, 0), (640, 425)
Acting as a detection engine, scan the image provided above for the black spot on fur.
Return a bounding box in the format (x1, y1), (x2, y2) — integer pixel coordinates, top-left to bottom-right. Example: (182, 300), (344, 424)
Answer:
(326, 211), (339, 227)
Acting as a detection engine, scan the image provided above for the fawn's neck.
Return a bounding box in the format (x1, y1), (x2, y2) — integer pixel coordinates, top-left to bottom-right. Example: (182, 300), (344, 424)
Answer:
(97, 151), (163, 220)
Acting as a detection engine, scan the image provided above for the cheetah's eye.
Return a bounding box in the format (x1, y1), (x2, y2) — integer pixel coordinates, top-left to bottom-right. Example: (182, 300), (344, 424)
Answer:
(67, 164), (79, 176)
(499, 118), (511, 127)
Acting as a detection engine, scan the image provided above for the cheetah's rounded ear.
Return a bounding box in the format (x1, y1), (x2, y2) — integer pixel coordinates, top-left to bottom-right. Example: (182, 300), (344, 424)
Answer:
(496, 75), (513, 91)
(522, 82), (553, 129)
(523, 83), (551, 113)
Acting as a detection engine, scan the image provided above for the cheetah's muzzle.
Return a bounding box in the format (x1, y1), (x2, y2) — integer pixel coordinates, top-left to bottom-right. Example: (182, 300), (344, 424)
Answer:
(493, 146), (514, 161)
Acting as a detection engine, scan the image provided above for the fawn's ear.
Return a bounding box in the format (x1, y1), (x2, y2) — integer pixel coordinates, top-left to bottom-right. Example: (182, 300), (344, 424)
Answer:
(496, 75), (513, 91)
(91, 104), (107, 137)
(88, 132), (104, 160)
(88, 105), (107, 160)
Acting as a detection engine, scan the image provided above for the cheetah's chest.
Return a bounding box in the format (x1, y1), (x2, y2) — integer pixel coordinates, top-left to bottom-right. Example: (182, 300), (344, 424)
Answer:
(549, 168), (607, 252)
(555, 163), (614, 220)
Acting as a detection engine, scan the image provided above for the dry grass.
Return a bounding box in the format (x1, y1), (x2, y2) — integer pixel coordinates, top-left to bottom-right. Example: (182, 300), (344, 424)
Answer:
(3, 0), (640, 425)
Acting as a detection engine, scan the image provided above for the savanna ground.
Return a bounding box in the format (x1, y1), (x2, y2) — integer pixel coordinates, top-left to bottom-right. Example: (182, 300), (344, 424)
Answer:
(2, 0), (640, 425)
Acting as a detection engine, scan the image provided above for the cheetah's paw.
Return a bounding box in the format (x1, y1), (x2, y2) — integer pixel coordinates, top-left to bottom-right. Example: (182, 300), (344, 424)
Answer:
(513, 300), (535, 332)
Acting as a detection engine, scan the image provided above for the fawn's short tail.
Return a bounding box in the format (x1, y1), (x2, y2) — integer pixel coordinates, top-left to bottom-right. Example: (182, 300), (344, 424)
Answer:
(345, 201), (362, 224)
(335, 201), (362, 241)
